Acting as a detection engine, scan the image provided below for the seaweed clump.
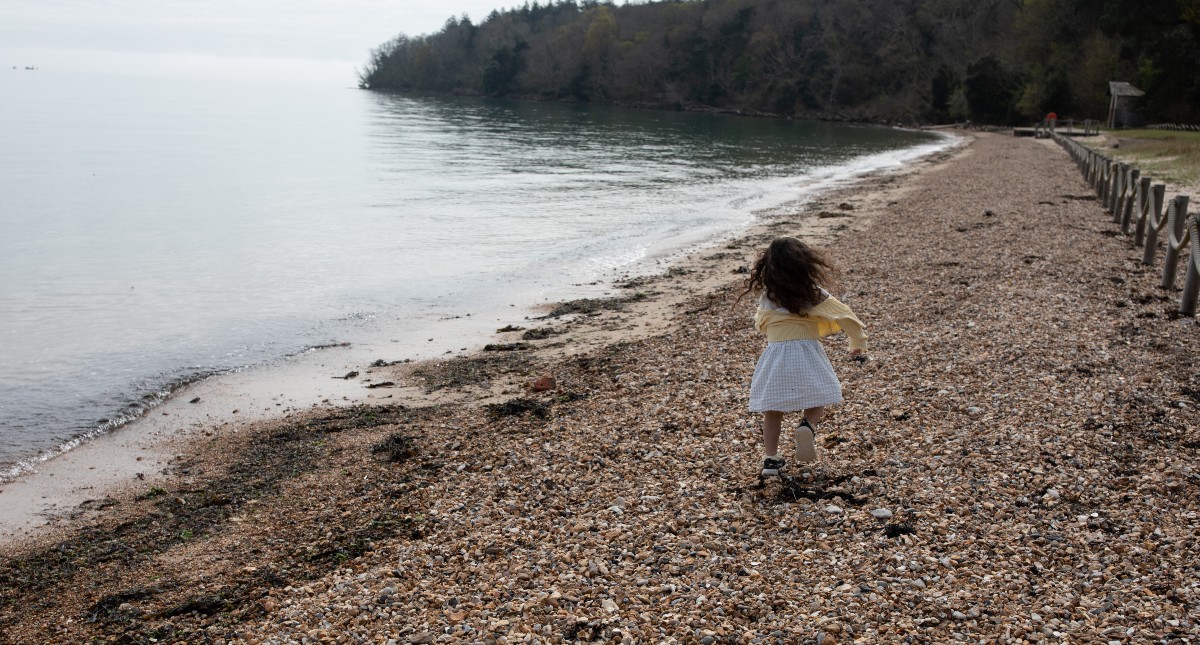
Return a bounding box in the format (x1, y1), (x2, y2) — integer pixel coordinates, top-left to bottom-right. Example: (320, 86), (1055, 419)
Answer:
(372, 433), (418, 463)
(486, 398), (550, 420)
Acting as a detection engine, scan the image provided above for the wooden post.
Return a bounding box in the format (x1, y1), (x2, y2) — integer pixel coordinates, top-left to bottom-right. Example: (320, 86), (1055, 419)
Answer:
(1108, 161), (1121, 209)
(1182, 213), (1200, 316)
(1121, 168), (1139, 233)
(1099, 160), (1107, 201)
(1133, 176), (1152, 247)
(1113, 164), (1126, 222)
(1108, 163), (1128, 218)
(1161, 196), (1190, 289)
(1099, 158), (1111, 199)
(1142, 185), (1166, 265)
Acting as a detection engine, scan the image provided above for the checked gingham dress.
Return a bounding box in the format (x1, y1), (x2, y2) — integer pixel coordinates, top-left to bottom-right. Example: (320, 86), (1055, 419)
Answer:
(748, 293), (867, 413)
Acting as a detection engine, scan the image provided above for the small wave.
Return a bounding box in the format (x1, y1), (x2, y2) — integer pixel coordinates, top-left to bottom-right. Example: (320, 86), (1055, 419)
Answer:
(0, 369), (220, 484)
(0, 338), (360, 484)
(748, 132), (961, 216)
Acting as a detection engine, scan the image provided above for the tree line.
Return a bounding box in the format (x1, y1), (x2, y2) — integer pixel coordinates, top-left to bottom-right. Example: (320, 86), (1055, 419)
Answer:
(358, 0), (1200, 126)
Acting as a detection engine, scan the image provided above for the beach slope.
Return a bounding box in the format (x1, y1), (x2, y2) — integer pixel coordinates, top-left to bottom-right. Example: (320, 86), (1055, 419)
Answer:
(1, 132), (1197, 643)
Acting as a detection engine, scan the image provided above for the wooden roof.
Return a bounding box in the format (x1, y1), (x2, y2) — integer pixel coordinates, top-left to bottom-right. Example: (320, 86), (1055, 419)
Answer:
(1109, 81), (1145, 97)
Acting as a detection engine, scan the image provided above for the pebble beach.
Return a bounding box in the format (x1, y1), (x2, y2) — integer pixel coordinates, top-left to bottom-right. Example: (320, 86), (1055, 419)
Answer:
(1, 132), (1198, 644)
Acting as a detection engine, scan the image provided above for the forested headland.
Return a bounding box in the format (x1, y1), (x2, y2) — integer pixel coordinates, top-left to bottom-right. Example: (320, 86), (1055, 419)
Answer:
(359, 0), (1200, 126)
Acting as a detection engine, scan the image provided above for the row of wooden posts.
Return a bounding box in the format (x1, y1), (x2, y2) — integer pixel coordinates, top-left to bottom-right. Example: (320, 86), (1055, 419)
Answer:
(1147, 124), (1200, 132)
(1052, 133), (1199, 317)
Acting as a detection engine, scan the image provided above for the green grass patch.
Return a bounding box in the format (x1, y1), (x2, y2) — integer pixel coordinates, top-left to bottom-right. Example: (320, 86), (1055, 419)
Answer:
(1108, 130), (1200, 188)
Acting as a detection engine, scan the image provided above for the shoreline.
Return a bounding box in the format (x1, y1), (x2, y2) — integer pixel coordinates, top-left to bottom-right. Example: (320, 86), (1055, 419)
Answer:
(3, 76), (953, 497)
(4, 131), (1197, 642)
(0, 132), (964, 547)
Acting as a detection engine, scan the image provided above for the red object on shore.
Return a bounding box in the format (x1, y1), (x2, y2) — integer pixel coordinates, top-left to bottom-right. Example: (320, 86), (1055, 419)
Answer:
(532, 376), (556, 392)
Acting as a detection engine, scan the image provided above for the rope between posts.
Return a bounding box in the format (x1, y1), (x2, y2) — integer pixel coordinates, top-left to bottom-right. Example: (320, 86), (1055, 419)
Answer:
(1170, 215), (1192, 253)
(1153, 197), (1175, 233)
(1190, 215), (1200, 274)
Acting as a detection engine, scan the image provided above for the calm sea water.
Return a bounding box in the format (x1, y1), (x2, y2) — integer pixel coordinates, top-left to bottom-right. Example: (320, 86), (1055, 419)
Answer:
(0, 70), (948, 480)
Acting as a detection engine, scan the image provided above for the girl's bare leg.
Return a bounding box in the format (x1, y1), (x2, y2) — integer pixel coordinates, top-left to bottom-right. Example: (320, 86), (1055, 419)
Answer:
(762, 411), (783, 456)
(803, 406), (826, 426)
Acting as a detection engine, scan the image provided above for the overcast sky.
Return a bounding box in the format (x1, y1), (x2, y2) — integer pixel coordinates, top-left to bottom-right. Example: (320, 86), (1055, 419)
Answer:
(0, 0), (519, 85)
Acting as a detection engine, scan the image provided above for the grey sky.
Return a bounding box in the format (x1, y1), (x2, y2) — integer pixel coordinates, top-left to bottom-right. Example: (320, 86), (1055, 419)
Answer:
(0, 0), (517, 84)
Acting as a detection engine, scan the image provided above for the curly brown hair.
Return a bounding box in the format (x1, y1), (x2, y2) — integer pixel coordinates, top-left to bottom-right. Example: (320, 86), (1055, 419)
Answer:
(739, 237), (837, 313)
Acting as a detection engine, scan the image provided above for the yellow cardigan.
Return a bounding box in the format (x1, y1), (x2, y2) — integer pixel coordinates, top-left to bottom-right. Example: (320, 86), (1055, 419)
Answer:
(754, 295), (868, 352)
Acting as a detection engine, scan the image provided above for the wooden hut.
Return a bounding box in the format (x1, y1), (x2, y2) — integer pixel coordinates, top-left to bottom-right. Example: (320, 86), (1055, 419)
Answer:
(1107, 81), (1144, 129)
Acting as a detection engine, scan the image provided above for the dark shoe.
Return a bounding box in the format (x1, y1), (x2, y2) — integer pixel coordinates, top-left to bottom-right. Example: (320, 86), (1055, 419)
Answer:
(762, 456), (785, 477)
(795, 420), (817, 463)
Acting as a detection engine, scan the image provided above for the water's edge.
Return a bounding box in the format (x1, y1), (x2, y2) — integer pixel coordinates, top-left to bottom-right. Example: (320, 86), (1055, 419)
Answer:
(0, 127), (959, 485)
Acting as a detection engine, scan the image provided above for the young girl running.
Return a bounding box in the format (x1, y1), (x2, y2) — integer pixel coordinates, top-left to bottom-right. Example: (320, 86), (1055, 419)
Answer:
(742, 236), (867, 476)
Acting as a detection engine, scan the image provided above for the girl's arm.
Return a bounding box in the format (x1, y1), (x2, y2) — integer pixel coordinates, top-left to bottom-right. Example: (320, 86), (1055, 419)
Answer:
(838, 314), (868, 353)
(815, 296), (867, 352)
